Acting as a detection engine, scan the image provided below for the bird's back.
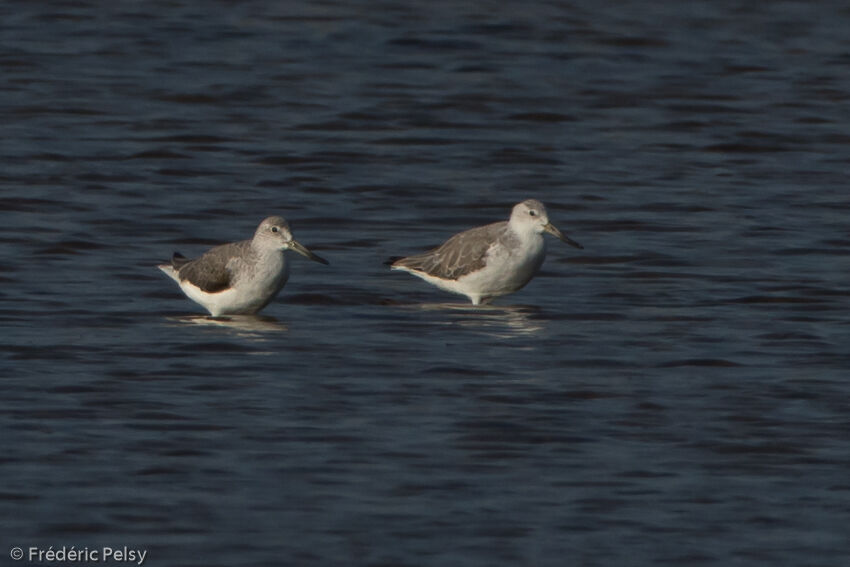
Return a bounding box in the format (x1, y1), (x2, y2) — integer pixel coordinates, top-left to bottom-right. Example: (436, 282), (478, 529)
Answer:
(173, 240), (252, 293)
(392, 221), (507, 281)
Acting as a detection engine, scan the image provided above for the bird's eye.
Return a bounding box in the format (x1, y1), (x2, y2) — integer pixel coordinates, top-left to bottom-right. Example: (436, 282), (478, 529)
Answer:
(529, 210), (537, 217)
(271, 226), (279, 233)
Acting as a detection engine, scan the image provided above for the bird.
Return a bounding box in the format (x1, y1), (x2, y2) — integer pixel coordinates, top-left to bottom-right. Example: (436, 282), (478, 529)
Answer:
(390, 199), (582, 305)
(158, 216), (328, 316)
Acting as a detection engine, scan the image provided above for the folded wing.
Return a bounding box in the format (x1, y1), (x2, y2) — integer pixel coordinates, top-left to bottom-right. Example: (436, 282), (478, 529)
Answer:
(392, 221), (505, 280)
(174, 242), (247, 293)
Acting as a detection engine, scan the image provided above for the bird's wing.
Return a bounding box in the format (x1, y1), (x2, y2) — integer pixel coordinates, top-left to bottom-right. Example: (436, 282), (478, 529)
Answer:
(175, 241), (247, 293)
(393, 221), (505, 280)
(170, 252), (191, 269)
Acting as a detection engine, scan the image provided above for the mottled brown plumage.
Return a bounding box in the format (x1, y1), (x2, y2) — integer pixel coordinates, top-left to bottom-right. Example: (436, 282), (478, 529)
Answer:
(170, 242), (252, 293)
(391, 222), (507, 280)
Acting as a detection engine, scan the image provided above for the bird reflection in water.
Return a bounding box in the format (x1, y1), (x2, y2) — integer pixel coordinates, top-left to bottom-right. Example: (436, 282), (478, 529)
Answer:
(414, 303), (545, 338)
(167, 314), (287, 339)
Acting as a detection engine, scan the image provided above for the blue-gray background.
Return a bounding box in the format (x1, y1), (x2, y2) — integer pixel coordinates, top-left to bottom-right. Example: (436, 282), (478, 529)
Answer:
(2, 1), (849, 566)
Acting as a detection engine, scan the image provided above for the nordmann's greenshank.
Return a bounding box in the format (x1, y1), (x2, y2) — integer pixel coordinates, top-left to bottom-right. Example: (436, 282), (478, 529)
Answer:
(159, 216), (328, 316)
(391, 199), (581, 305)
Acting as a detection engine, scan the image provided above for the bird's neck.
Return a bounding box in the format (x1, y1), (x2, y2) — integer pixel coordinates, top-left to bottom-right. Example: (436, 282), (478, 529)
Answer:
(249, 240), (282, 258)
(508, 221), (541, 243)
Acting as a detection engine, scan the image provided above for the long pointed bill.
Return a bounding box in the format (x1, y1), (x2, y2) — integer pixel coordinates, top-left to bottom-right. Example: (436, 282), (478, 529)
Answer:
(543, 222), (583, 249)
(288, 240), (329, 264)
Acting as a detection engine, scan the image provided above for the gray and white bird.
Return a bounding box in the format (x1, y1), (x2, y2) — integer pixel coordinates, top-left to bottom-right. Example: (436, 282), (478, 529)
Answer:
(159, 216), (328, 316)
(390, 199), (581, 305)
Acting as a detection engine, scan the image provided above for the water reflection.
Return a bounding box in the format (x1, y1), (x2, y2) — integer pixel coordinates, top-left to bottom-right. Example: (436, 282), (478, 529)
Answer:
(167, 314), (287, 338)
(414, 302), (545, 338)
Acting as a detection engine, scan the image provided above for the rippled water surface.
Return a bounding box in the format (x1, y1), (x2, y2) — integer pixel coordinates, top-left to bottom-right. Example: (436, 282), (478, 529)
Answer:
(2, 2), (850, 566)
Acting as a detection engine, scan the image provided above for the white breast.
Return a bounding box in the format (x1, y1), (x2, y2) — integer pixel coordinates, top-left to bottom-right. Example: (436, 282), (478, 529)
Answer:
(446, 232), (545, 303)
(181, 251), (289, 316)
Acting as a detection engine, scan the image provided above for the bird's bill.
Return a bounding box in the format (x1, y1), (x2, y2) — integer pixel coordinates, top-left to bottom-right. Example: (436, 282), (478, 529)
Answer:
(288, 240), (329, 264)
(544, 222), (583, 249)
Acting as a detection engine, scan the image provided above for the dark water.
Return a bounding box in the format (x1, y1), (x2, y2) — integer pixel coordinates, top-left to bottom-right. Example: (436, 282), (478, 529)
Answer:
(2, 2), (850, 566)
